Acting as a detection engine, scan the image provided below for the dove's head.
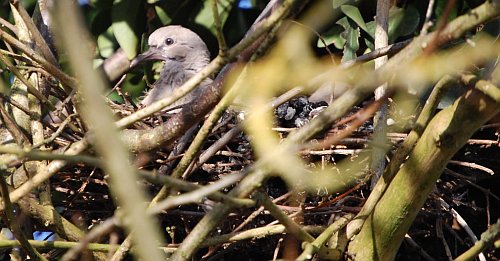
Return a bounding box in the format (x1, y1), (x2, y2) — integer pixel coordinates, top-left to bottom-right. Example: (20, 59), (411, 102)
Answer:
(132, 25), (210, 72)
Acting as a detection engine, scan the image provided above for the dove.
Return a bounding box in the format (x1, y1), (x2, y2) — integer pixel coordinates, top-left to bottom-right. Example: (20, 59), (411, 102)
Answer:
(132, 25), (212, 109)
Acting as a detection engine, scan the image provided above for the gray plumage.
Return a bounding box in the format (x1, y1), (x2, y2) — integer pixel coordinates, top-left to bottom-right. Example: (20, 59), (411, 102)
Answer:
(134, 26), (212, 109)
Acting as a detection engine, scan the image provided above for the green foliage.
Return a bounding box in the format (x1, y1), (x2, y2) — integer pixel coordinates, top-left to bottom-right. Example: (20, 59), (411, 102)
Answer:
(332, 0), (362, 9)
(0, 1), (497, 260)
(317, 25), (345, 49)
(387, 6), (420, 43)
(194, 0), (235, 35)
(435, 0), (461, 22)
(76, 0), (264, 100)
(364, 5), (420, 45)
(111, 0), (141, 59)
(96, 27), (117, 58)
(318, 3), (421, 59)
(337, 16), (360, 62)
(340, 5), (368, 33)
(153, 5), (172, 25)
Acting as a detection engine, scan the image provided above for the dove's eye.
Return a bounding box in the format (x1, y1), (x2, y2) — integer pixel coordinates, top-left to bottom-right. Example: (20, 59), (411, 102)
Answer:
(165, 38), (174, 45)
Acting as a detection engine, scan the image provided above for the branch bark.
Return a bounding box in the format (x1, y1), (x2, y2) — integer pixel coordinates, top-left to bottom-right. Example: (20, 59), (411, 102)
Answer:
(347, 82), (500, 260)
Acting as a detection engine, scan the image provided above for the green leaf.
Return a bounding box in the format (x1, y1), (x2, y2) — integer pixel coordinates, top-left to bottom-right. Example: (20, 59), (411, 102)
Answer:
(336, 17), (350, 31)
(366, 20), (375, 37)
(317, 25), (345, 49)
(342, 26), (360, 62)
(435, 0), (460, 22)
(107, 73), (146, 103)
(122, 73), (147, 100)
(332, 0), (350, 9)
(364, 37), (374, 51)
(365, 6), (420, 44)
(97, 27), (117, 58)
(340, 5), (369, 33)
(337, 17), (360, 62)
(112, 0), (141, 59)
(154, 5), (172, 25)
(332, 0), (361, 9)
(388, 5), (420, 43)
(87, 9), (110, 35)
(194, 0), (234, 35)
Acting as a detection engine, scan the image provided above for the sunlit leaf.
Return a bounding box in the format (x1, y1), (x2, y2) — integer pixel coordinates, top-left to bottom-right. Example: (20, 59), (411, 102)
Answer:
(122, 73), (147, 101)
(337, 17), (360, 62)
(388, 5), (420, 43)
(194, 0), (234, 35)
(332, 0), (361, 9)
(97, 27), (117, 58)
(365, 5), (420, 43)
(154, 5), (172, 25)
(317, 25), (345, 49)
(340, 5), (369, 33)
(112, 0), (140, 59)
(364, 37), (374, 51)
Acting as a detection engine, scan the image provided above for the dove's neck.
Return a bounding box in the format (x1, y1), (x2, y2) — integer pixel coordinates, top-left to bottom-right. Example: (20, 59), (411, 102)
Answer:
(140, 51), (210, 107)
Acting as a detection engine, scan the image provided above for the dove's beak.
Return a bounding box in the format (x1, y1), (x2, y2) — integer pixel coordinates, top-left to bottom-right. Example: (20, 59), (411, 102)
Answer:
(130, 47), (167, 68)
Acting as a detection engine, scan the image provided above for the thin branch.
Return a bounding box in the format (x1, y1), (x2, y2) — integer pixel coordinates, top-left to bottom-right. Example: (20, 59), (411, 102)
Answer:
(404, 234), (437, 261)
(117, 0), (296, 131)
(0, 16), (17, 35)
(0, 52), (56, 110)
(2, 138), (89, 210)
(423, 0), (456, 55)
(212, 0), (228, 55)
(0, 96), (31, 145)
(421, 0), (436, 35)
(0, 93), (32, 117)
(448, 160), (495, 175)
(60, 218), (119, 261)
(148, 172), (250, 214)
(370, 0), (390, 189)
(0, 28), (76, 89)
(192, 86), (303, 174)
(254, 191), (315, 243)
(306, 96), (387, 150)
(138, 170), (254, 208)
(169, 18), (283, 185)
(298, 213), (353, 260)
(0, 238), (119, 253)
(346, 75), (457, 238)
(10, 1), (58, 65)
(292, 20), (336, 64)
(0, 49), (32, 64)
(202, 225), (324, 248)
(52, 1), (165, 260)
(32, 114), (77, 149)
(440, 198), (487, 261)
(455, 218), (500, 261)
(0, 145), (101, 166)
(0, 169), (48, 260)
